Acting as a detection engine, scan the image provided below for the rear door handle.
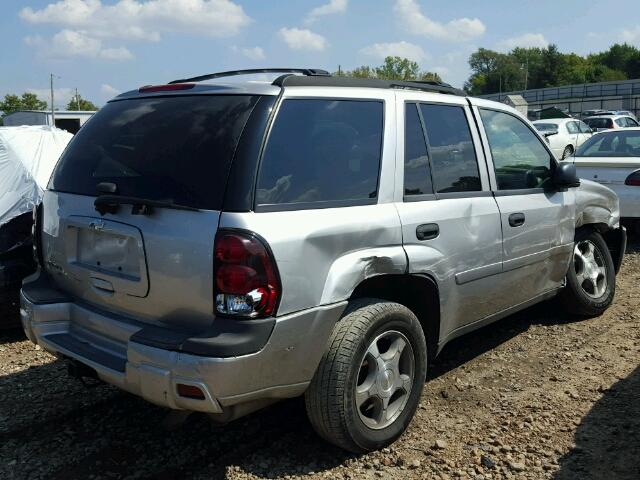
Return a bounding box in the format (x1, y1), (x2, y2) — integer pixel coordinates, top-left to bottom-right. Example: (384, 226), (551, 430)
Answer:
(508, 213), (525, 227)
(416, 223), (439, 241)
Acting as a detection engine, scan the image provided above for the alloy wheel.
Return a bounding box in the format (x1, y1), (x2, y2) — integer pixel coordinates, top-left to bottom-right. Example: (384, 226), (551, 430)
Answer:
(355, 330), (415, 430)
(573, 240), (607, 298)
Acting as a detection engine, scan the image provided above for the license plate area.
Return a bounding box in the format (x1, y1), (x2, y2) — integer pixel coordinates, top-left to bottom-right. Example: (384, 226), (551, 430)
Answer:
(76, 228), (141, 280)
(64, 217), (149, 298)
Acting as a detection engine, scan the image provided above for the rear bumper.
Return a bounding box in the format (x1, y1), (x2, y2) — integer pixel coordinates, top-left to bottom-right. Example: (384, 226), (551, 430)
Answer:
(20, 273), (346, 415)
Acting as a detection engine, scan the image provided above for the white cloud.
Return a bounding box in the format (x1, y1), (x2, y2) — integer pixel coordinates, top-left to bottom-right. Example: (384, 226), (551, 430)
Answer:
(620, 27), (640, 44)
(496, 33), (549, 51)
(279, 27), (327, 51)
(20, 0), (251, 40)
(393, 0), (485, 42)
(305, 0), (347, 24)
(25, 29), (133, 60)
(232, 46), (266, 61)
(20, 0), (251, 61)
(360, 41), (427, 62)
(100, 83), (121, 97)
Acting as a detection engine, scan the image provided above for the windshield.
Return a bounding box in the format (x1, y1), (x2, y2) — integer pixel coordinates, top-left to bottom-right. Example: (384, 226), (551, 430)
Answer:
(584, 117), (613, 129)
(534, 123), (558, 132)
(576, 130), (640, 157)
(49, 95), (260, 210)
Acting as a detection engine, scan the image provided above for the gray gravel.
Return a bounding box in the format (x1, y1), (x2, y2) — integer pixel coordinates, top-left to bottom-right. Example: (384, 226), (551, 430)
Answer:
(1, 238), (639, 480)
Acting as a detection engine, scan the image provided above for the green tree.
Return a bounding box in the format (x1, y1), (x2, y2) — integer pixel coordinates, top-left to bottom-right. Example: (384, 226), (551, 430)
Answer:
(0, 92), (48, 116)
(66, 95), (98, 111)
(335, 57), (444, 83)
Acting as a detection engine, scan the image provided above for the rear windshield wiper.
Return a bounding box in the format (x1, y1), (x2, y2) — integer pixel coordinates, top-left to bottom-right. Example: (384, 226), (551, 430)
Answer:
(94, 195), (199, 216)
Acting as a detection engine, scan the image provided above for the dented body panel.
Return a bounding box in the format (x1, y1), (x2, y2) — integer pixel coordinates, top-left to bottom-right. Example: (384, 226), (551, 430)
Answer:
(574, 179), (621, 229)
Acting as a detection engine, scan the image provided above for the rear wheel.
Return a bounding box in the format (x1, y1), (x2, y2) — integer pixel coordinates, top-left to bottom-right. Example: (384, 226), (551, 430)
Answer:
(561, 145), (574, 159)
(305, 299), (427, 453)
(560, 229), (615, 316)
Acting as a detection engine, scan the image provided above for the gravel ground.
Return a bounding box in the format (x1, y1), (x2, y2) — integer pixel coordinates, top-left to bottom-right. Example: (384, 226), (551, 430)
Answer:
(1, 237), (639, 480)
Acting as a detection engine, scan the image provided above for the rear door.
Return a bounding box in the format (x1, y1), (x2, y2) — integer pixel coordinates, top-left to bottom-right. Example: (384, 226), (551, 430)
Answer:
(43, 94), (267, 330)
(394, 92), (506, 340)
(470, 99), (575, 306)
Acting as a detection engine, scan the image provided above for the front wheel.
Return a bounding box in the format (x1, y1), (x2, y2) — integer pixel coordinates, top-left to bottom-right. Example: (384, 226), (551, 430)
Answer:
(559, 229), (616, 316)
(305, 299), (427, 453)
(561, 145), (574, 159)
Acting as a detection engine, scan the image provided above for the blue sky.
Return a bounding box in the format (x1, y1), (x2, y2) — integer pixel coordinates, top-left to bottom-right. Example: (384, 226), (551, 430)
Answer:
(1, 0), (639, 107)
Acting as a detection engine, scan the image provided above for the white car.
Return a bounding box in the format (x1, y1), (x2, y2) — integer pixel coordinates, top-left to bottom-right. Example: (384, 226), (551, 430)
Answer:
(573, 128), (640, 230)
(583, 115), (640, 132)
(533, 118), (592, 160)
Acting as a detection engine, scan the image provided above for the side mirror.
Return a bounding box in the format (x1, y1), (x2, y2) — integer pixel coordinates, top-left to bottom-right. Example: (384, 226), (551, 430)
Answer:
(553, 162), (580, 188)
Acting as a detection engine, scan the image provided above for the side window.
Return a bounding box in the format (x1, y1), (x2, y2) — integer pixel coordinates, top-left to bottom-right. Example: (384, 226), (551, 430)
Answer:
(579, 121), (592, 134)
(615, 118), (625, 127)
(627, 117), (639, 127)
(419, 104), (481, 193)
(566, 121), (580, 134)
(404, 103), (433, 196)
(479, 109), (553, 191)
(256, 99), (383, 206)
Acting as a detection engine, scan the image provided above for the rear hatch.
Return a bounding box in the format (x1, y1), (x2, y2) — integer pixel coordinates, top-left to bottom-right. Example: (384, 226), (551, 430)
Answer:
(42, 93), (261, 330)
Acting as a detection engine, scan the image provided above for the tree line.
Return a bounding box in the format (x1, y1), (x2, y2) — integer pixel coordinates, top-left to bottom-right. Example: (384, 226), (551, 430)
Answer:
(335, 56), (443, 83)
(0, 92), (98, 122)
(465, 43), (640, 95)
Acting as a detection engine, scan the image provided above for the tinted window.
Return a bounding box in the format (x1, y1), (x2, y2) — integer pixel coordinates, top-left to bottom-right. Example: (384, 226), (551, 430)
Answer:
(404, 104), (432, 196)
(419, 104), (481, 193)
(480, 109), (552, 190)
(627, 117), (639, 127)
(615, 118), (626, 127)
(566, 121), (580, 134)
(585, 117), (613, 129)
(50, 95), (259, 210)
(256, 99), (383, 206)
(576, 130), (640, 157)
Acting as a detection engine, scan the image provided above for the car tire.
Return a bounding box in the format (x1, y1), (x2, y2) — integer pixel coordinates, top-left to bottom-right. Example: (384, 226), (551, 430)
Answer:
(561, 145), (574, 159)
(559, 229), (616, 316)
(305, 298), (427, 453)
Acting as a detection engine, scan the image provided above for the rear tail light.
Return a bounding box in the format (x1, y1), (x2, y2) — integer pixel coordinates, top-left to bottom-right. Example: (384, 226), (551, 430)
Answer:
(214, 231), (280, 318)
(625, 170), (640, 186)
(32, 203), (44, 266)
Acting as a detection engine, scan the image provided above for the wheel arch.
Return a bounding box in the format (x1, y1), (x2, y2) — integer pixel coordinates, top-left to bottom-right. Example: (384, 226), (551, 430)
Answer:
(350, 274), (441, 358)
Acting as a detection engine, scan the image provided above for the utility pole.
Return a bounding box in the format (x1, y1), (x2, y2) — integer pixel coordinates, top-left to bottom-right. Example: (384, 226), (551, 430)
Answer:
(50, 73), (55, 125)
(75, 87), (80, 111)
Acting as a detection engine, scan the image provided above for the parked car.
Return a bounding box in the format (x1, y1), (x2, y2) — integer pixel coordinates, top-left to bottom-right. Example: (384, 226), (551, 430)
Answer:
(612, 110), (638, 121)
(573, 128), (640, 233)
(533, 118), (592, 159)
(0, 126), (72, 327)
(584, 115), (640, 132)
(21, 69), (626, 453)
(582, 109), (608, 118)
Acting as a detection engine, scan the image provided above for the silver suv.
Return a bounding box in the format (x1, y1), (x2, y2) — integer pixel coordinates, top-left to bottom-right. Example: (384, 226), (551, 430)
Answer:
(21, 69), (626, 453)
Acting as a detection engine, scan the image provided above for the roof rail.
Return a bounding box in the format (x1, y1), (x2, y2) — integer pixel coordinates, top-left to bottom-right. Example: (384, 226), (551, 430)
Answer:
(169, 68), (330, 85)
(274, 75), (465, 96)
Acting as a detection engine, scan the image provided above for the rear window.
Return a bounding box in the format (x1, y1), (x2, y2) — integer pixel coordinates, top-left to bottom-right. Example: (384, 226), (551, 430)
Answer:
(576, 130), (640, 157)
(49, 95), (260, 210)
(256, 99), (383, 208)
(534, 123), (558, 132)
(585, 117), (613, 129)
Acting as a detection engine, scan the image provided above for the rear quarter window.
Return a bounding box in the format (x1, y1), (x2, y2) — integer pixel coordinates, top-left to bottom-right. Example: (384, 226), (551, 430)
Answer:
(49, 95), (260, 210)
(255, 99), (383, 208)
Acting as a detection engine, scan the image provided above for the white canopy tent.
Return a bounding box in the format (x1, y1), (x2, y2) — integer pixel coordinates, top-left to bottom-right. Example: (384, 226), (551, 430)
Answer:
(0, 126), (73, 227)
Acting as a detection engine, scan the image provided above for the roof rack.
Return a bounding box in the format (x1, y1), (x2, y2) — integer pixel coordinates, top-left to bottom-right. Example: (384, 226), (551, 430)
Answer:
(169, 68), (330, 85)
(273, 75), (465, 96)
